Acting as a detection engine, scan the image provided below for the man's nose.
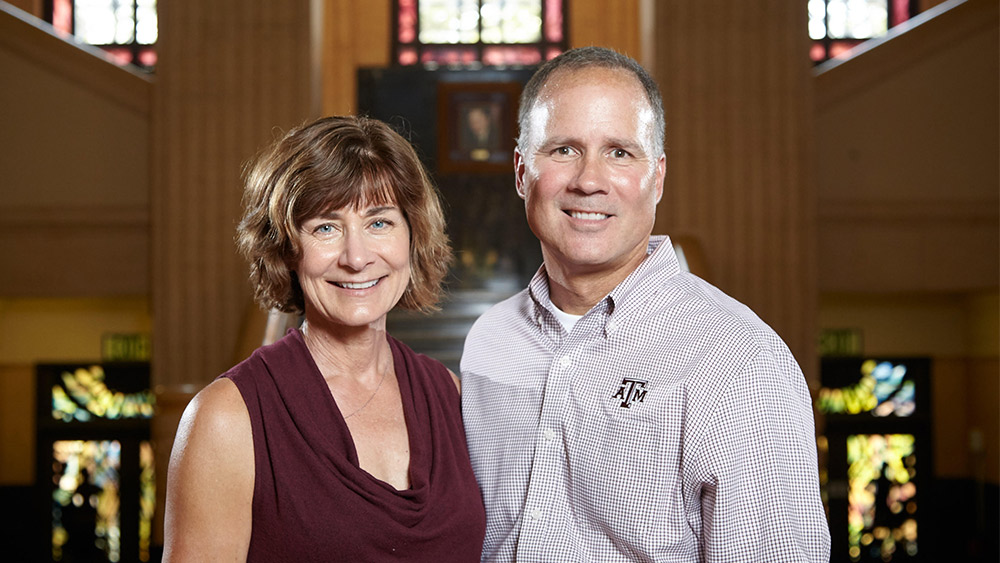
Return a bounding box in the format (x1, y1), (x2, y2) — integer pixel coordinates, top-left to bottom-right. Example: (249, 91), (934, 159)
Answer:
(571, 153), (607, 194)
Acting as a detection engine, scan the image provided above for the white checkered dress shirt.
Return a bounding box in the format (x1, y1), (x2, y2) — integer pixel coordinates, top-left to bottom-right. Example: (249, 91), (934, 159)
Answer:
(461, 236), (830, 562)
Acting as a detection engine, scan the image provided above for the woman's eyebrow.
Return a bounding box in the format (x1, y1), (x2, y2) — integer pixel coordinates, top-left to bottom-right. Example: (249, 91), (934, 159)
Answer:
(361, 205), (399, 217)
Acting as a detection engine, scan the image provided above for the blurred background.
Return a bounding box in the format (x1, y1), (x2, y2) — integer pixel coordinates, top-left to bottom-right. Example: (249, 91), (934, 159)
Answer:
(0, 0), (996, 561)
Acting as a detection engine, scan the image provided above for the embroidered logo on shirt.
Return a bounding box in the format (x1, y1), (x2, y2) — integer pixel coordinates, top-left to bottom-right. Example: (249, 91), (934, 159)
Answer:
(612, 378), (648, 408)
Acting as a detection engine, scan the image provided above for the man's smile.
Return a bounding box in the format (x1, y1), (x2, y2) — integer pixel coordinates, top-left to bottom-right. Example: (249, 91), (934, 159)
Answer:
(565, 210), (611, 220)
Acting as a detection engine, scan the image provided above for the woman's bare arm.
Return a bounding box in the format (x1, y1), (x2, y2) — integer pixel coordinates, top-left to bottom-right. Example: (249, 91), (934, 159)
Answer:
(162, 378), (254, 562)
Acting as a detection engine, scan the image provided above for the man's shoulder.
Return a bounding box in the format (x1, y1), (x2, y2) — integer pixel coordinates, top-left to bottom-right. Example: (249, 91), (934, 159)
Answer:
(461, 288), (536, 371)
(648, 271), (787, 353)
(467, 288), (533, 335)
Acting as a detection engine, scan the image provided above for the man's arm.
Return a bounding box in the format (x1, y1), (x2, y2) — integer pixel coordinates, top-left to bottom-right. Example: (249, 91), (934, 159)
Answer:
(162, 378), (255, 562)
(693, 348), (831, 562)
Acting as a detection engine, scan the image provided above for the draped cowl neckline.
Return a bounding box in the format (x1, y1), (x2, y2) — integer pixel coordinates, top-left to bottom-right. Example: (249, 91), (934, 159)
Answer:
(257, 328), (432, 524)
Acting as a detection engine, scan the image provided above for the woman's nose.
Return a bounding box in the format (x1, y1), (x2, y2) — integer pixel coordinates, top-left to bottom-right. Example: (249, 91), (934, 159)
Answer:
(338, 230), (375, 271)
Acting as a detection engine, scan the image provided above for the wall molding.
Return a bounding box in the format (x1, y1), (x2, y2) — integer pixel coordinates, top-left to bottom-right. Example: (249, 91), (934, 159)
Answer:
(815, 0), (997, 110)
(0, 204), (148, 229)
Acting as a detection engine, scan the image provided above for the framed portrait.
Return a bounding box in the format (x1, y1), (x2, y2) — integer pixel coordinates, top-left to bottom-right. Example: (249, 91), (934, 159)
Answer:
(437, 81), (521, 173)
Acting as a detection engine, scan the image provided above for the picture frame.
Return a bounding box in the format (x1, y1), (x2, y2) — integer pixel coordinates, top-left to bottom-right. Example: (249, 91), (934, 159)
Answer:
(437, 81), (521, 174)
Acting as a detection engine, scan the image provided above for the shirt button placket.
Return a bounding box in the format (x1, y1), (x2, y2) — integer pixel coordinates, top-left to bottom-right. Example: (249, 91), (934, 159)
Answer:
(519, 351), (573, 559)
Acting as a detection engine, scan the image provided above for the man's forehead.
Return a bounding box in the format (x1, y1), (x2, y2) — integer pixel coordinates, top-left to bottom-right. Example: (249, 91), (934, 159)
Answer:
(529, 73), (655, 138)
(539, 66), (643, 98)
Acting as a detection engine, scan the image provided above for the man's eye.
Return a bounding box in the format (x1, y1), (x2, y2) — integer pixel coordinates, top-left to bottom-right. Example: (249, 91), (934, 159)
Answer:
(611, 149), (630, 158)
(554, 147), (572, 155)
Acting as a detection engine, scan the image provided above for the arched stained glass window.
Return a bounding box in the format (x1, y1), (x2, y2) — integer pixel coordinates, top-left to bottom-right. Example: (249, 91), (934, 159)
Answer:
(809, 0), (917, 63)
(45, 0), (158, 71)
(395, 0), (566, 67)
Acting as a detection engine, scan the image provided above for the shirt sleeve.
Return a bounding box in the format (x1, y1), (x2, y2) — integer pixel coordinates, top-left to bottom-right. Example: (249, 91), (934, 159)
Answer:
(688, 347), (831, 562)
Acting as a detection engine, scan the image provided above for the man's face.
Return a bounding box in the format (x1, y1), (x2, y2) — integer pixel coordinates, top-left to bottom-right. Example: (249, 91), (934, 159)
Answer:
(516, 67), (665, 283)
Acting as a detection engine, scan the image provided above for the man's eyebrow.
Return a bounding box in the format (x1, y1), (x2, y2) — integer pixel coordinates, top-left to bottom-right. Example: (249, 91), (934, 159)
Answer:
(537, 136), (647, 153)
(537, 136), (577, 148)
(605, 137), (645, 152)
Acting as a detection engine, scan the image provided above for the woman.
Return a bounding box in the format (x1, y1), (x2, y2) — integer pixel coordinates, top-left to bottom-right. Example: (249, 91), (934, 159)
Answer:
(163, 116), (486, 561)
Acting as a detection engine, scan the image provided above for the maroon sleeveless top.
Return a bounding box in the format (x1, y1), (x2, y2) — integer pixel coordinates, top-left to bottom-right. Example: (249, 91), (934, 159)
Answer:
(222, 329), (485, 562)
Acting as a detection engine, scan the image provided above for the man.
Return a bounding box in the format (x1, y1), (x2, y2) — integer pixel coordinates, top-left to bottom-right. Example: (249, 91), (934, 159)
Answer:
(460, 46), (831, 562)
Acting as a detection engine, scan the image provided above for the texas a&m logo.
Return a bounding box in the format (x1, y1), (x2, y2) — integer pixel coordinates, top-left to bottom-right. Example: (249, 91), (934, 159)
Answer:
(612, 378), (648, 408)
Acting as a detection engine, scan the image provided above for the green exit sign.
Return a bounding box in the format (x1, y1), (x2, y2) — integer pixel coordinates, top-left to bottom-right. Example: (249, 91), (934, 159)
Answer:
(102, 333), (152, 362)
(819, 328), (863, 357)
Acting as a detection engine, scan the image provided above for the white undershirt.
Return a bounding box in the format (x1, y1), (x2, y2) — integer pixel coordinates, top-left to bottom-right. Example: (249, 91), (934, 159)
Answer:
(548, 299), (584, 332)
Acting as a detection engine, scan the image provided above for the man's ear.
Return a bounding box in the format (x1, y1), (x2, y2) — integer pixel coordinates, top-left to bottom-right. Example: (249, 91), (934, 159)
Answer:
(514, 147), (527, 200)
(654, 153), (666, 204)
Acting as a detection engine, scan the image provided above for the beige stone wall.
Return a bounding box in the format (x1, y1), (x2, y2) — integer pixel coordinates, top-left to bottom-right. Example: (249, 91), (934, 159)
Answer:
(0, 5), (152, 298)
(815, 0), (998, 293)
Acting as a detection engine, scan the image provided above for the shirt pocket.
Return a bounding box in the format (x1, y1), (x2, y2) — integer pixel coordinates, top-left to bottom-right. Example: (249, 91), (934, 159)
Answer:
(565, 404), (678, 549)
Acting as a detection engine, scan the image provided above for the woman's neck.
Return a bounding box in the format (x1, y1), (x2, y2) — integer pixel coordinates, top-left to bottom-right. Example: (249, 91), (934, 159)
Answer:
(300, 319), (391, 382)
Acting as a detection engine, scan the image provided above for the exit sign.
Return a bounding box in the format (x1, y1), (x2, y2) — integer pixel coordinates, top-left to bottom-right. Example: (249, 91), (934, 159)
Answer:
(819, 328), (863, 357)
(102, 333), (152, 362)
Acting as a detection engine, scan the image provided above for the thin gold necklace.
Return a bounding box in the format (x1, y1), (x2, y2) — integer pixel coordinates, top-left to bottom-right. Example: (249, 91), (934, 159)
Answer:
(343, 367), (388, 419)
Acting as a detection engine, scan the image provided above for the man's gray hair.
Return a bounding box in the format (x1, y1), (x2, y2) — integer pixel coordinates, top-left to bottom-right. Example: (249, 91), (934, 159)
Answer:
(517, 46), (666, 155)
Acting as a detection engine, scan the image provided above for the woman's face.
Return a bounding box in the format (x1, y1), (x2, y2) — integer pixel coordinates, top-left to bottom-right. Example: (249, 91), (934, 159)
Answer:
(294, 202), (411, 330)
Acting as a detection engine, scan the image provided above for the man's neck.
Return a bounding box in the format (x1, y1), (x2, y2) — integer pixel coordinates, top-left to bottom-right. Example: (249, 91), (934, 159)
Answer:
(544, 254), (648, 315)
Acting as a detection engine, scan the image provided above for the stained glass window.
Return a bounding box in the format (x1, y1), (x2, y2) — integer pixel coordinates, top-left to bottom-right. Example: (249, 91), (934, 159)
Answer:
(846, 434), (919, 561)
(45, 0), (158, 71)
(51, 365), (155, 423)
(817, 359), (916, 417)
(395, 0), (565, 67)
(37, 363), (155, 562)
(809, 0), (917, 63)
(818, 357), (930, 562)
(52, 440), (122, 561)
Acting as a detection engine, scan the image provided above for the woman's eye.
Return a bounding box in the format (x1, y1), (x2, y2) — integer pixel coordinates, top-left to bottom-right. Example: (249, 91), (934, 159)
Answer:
(315, 224), (334, 234)
(371, 219), (393, 230)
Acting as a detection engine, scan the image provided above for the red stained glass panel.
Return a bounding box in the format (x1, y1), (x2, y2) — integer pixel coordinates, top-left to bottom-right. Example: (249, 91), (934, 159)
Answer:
(482, 45), (542, 66)
(544, 0), (563, 42)
(399, 0), (418, 43)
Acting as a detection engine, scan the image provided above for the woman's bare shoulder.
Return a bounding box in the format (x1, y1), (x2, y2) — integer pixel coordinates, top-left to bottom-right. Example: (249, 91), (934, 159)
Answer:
(163, 378), (254, 561)
(175, 378), (251, 449)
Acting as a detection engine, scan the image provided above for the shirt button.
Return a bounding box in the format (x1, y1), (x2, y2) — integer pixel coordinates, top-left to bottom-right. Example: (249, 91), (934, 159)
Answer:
(529, 508), (543, 521)
(606, 319), (617, 332)
(542, 428), (557, 441)
(559, 355), (571, 369)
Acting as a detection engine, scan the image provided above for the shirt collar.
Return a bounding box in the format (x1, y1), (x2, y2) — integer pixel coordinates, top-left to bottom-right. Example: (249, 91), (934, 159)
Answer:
(527, 235), (681, 333)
